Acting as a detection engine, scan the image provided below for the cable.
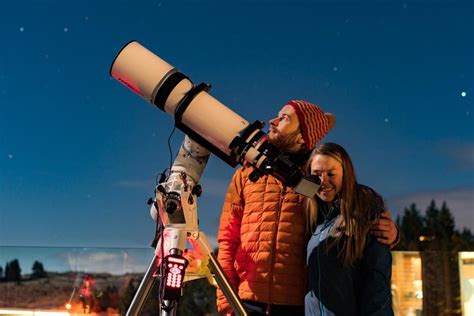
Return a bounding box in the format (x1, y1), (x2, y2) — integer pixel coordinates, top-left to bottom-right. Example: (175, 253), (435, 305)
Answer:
(167, 125), (177, 172)
(154, 125), (177, 309)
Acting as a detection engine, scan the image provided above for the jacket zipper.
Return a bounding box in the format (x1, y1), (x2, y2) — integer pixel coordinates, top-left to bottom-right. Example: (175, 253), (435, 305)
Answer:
(268, 185), (285, 305)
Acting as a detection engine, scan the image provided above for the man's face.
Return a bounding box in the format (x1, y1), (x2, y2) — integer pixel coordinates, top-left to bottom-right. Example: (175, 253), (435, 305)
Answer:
(310, 154), (343, 203)
(267, 105), (304, 152)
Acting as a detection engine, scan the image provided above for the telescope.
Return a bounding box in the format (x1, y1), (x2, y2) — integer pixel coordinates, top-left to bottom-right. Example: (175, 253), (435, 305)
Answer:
(109, 41), (325, 315)
(110, 41), (320, 197)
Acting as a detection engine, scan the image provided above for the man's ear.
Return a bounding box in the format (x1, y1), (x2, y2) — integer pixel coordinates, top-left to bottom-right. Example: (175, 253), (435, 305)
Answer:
(296, 133), (305, 145)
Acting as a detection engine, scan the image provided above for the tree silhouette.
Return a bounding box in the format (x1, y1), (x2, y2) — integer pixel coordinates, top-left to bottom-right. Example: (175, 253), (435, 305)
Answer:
(178, 278), (217, 316)
(395, 200), (473, 316)
(395, 200), (474, 252)
(31, 260), (48, 279)
(4, 263), (9, 281)
(117, 277), (138, 315)
(452, 228), (474, 251)
(5, 259), (22, 283)
(98, 285), (119, 311)
(439, 202), (455, 237)
(396, 203), (423, 250)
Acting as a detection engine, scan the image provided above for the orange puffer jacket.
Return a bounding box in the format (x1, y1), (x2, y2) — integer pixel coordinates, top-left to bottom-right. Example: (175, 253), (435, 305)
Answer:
(216, 166), (307, 313)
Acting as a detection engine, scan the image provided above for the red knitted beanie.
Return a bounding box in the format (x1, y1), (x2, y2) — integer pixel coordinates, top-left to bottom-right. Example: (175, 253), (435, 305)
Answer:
(286, 100), (334, 151)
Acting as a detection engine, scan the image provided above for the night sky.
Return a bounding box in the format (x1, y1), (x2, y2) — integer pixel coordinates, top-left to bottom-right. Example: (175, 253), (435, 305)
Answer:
(1, 0), (473, 256)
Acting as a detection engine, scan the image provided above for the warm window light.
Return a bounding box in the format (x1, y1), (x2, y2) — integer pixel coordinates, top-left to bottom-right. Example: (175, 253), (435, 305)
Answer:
(418, 235), (435, 241)
(410, 257), (421, 267)
(460, 252), (474, 259)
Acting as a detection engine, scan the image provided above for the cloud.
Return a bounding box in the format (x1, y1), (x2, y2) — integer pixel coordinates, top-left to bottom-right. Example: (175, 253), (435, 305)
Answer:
(52, 242), (220, 274)
(387, 186), (474, 231)
(437, 141), (474, 170)
(54, 248), (154, 275)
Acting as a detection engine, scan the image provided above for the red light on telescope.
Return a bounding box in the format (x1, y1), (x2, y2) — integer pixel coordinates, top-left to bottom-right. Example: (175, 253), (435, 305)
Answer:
(116, 76), (142, 97)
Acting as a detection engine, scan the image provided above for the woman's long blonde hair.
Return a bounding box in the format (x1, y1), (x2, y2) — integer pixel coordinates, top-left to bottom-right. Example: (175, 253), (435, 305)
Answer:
(305, 143), (383, 266)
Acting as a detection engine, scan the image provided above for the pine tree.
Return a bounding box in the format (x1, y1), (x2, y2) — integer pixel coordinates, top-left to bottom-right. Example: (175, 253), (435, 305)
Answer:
(396, 200), (472, 315)
(422, 199), (441, 249)
(454, 228), (474, 250)
(4, 262), (10, 282)
(178, 278), (218, 315)
(31, 260), (48, 279)
(5, 259), (22, 282)
(420, 201), (461, 315)
(439, 202), (455, 243)
(117, 278), (137, 314)
(396, 203), (423, 250)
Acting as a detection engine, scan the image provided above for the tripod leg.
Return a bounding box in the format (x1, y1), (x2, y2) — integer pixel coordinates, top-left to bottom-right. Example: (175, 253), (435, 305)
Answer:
(161, 300), (177, 316)
(195, 233), (248, 316)
(208, 253), (248, 316)
(126, 254), (159, 316)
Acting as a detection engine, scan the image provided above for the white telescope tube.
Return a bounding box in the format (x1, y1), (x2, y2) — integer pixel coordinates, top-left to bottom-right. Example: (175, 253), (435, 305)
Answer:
(110, 41), (249, 161)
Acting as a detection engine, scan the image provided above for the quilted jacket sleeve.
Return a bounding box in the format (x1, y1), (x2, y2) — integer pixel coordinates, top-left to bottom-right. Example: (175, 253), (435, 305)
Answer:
(216, 168), (245, 313)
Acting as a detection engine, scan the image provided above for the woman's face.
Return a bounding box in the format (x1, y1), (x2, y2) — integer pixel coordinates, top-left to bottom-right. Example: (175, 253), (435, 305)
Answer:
(310, 154), (344, 202)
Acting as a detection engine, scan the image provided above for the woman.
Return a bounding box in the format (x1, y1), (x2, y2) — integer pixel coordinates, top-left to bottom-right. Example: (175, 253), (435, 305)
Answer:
(305, 143), (393, 316)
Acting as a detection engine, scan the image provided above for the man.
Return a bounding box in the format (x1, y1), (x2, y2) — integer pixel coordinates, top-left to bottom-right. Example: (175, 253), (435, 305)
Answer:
(217, 100), (398, 315)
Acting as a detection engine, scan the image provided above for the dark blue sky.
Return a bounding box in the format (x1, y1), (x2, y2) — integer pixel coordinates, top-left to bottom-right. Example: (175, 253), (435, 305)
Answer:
(1, 0), (473, 249)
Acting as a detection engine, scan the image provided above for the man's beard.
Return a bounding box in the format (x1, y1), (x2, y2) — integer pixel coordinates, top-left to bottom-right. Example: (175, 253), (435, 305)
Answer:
(267, 129), (304, 153)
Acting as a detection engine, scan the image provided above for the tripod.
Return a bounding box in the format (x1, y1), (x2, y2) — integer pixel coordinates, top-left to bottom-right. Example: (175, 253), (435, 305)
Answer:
(126, 169), (247, 316)
(126, 228), (246, 316)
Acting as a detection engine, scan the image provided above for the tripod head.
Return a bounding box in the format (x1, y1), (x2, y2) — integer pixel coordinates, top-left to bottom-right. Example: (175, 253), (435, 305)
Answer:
(150, 135), (209, 228)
